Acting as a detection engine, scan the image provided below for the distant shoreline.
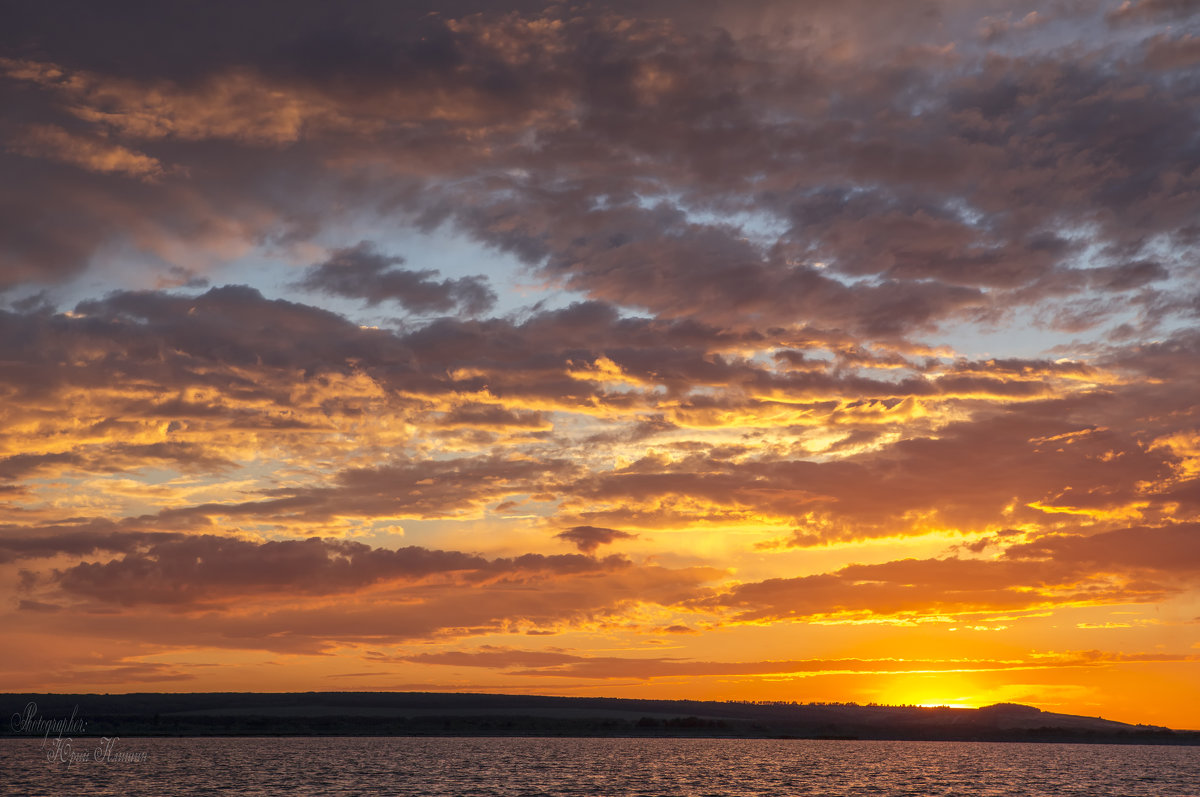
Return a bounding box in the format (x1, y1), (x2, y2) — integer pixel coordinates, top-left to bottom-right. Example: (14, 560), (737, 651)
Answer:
(4, 731), (1196, 746)
(6, 692), (1197, 745)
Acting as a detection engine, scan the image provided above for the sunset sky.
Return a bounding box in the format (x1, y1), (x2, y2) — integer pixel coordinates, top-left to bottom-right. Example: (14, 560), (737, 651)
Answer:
(2, 0), (1199, 729)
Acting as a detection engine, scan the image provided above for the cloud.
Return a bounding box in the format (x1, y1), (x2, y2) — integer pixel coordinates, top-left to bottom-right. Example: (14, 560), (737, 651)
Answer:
(25, 529), (663, 609)
(0, 1), (1198, 714)
(1002, 524), (1200, 573)
(555, 525), (637, 553)
(2, 3), (1195, 337)
(1, 282), (1195, 549)
(702, 523), (1200, 622)
(1107, 0), (1200, 25)
(148, 453), (578, 526)
(1143, 33), (1200, 70)
(42, 662), (197, 684)
(559, 390), (1185, 541)
(396, 645), (1200, 680)
(9, 558), (725, 653)
(7, 124), (166, 179)
(297, 241), (495, 315)
(50, 535), (491, 605)
(0, 526), (180, 565)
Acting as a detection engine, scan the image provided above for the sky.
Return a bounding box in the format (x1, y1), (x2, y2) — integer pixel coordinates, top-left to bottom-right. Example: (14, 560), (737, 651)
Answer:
(1, 0), (1199, 729)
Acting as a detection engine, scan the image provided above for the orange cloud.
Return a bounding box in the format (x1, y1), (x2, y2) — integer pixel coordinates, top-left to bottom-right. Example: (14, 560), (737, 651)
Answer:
(7, 125), (166, 179)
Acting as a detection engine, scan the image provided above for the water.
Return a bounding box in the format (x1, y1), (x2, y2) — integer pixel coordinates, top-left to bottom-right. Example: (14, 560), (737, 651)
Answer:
(2, 737), (1197, 796)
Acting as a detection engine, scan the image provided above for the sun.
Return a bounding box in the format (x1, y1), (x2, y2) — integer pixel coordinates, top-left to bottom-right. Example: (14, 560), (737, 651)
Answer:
(875, 673), (987, 709)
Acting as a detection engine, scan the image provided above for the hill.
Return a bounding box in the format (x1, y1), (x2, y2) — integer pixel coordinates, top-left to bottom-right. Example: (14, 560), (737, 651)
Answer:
(4, 693), (1195, 744)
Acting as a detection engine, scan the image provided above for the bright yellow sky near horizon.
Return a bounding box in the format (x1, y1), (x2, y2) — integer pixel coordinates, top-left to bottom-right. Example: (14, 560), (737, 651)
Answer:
(1, 0), (1199, 731)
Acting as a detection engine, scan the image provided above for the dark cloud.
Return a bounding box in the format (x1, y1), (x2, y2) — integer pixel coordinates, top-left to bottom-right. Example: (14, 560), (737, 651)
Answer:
(0, 443), (234, 485)
(436, 403), (548, 430)
(1143, 33), (1200, 69)
(555, 525), (637, 553)
(1086, 261), (1170, 292)
(145, 453), (577, 526)
(47, 534), (635, 606)
(17, 599), (63, 612)
(297, 242), (495, 315)
(0, 525), (180, 565)
(9, 559), (724, 652)
(2, 2), (1195, 336)
(0, 452), (82, 483)
(1002, 523), (1200, 573)
(0, 154), (122, 289)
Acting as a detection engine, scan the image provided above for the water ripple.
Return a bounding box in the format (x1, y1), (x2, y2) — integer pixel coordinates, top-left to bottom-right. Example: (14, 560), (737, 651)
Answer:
(2, 737), (1198, 796)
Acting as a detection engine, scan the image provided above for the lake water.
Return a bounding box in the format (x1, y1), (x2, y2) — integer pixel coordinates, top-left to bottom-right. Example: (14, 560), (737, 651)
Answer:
(2, 736), (1198, 795)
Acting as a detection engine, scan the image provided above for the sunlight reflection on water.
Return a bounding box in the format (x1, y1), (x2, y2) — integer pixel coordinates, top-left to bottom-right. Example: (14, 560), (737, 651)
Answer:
(3, 737), (1198, 796)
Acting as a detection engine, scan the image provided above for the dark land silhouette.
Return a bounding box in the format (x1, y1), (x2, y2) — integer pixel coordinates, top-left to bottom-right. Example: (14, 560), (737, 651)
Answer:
(5, 693), (1197, 744)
